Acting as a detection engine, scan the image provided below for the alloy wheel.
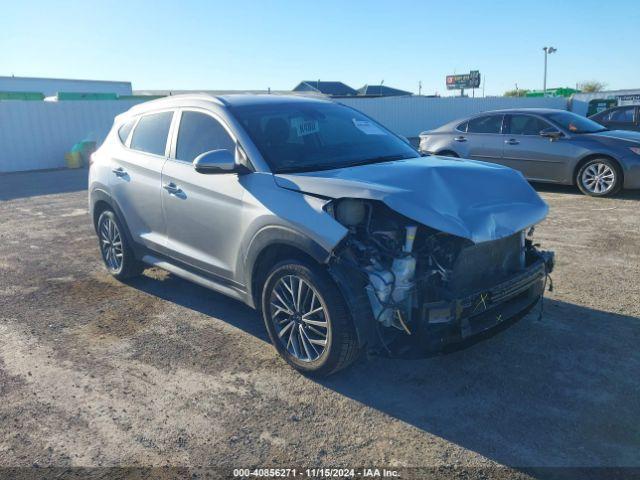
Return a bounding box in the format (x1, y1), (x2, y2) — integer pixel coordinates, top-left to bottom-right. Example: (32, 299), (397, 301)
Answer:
(99, 216), (123, 272)
(269, 275), (329, 362)
(581, 163), (616, 194)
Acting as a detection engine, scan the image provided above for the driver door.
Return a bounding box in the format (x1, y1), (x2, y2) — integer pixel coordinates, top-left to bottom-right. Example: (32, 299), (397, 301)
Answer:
(161, 109), (246, 280)
(502, 114), (579, 182)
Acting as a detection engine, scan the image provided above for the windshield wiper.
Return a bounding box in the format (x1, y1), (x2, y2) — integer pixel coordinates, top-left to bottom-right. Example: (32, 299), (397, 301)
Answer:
(343, 154), (415, 168)
(276, 165), (337, 174)
(274, 154), (415, 174)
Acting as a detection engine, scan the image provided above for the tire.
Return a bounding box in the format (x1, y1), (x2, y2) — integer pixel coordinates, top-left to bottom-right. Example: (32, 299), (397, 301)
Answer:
(576, 158), (622, 197)
(260, 260), (360, 376)
(96, 209), (144, 280)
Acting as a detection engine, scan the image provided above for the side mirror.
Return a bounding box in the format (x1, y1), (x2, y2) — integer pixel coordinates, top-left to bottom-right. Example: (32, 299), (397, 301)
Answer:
(540, 127), (563, 140)
(193, 149), (239, 174)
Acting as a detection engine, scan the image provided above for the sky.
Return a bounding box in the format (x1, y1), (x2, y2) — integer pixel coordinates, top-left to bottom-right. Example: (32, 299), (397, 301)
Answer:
(1, 0), (638, 96)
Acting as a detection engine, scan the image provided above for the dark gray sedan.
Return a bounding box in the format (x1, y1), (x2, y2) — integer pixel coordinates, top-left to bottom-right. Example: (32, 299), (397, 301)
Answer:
(419, 108), (640, 196)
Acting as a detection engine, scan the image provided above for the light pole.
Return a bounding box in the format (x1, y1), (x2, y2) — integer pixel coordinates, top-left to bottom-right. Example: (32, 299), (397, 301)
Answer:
(543, 46), (557, 96)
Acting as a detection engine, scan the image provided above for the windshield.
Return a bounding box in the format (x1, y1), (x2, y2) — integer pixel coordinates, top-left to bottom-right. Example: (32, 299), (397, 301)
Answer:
(228, 101), (418, 173)
(546, 111), (607, 134)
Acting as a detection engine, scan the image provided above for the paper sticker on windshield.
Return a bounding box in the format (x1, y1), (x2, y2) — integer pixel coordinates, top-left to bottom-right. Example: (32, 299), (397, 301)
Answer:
(353, 119), (386, 135)
(291, 117), (320, 137)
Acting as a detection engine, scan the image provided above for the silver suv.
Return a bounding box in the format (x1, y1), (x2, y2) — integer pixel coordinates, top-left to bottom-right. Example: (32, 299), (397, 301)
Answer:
(89, 94), (554, 376)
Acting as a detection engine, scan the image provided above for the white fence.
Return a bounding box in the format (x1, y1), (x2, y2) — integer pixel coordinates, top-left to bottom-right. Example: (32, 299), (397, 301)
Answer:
(0, 100), (143, 173)
(0, 95), (568, 173)
(338, 96), (568, 138)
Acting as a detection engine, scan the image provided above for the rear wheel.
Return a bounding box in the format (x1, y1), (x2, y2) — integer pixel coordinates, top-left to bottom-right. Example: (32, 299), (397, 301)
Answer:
(576, 158), (621, 197)
(97, 210), (144, 280)
(261, 260), (360, 376)
(437, 150), (459, 158)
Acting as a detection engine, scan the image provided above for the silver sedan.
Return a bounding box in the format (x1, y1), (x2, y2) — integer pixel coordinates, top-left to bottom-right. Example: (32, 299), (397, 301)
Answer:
(419, 108), (640, 196)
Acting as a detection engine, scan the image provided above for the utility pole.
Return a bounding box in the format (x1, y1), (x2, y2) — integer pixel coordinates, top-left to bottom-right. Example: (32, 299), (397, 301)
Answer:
(542, 46), (557, 96)
(418, 81), (422, 96)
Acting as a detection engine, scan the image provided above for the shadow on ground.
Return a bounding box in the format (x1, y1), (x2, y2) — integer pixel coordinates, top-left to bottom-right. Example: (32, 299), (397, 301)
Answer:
(0, 168), (88, 201)
(128, 270), (640, 470)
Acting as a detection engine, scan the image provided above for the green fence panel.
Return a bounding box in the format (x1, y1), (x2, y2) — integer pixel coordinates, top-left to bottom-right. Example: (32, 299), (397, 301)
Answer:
(56, 92), (118, 101)
(0, 91), (45, 100)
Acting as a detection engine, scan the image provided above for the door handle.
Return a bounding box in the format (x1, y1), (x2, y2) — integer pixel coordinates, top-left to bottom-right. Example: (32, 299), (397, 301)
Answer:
(454, 136), (467, 142)
(505, 139), (519, 145)
(112, 167), (127, 177)
(163, 182), (185, 197)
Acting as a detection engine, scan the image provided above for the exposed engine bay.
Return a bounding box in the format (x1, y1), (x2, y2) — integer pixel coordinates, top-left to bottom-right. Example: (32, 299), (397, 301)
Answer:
(326, 198), (555, 355)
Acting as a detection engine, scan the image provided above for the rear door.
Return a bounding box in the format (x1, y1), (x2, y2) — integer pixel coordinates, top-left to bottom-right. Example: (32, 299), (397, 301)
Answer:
(502, 114), (579, 182)
(463, 114), (505, 163)
(109, 110), (174, 251)
(161, 109), (247, 280)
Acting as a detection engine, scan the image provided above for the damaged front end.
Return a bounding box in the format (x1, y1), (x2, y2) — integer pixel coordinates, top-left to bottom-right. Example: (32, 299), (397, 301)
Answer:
(326, 198), (554, 356)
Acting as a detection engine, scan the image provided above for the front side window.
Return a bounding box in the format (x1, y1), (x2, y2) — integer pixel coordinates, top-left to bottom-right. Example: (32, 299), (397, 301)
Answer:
(130, 111), (173, 156)
(608, 107), (635, 123)
(466, 115), (503, 134)
(546, 111), (607, 134)
(176, 111), (235, 162)
(508, 115), (551, 136)
(229, 102), (418, 173)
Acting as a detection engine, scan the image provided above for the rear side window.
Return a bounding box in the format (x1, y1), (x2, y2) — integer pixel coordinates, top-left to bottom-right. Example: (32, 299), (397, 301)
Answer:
(608, 107), (635, 123)
(176, 111), (235, 162)
(467, 115), (503, 134)
(117, 119), (135, 144)
(508, 115), (550, 135)
(456, 121), (468, 132)
(130, 111), (173, 156)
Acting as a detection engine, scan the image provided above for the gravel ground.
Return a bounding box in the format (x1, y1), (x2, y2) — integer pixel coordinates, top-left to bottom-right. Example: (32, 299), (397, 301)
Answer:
(0, 169), (639, 479)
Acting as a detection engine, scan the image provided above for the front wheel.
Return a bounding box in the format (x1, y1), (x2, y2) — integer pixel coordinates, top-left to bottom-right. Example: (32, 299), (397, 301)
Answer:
(261, 260), (360, 376)
(576, 158), (621, 197)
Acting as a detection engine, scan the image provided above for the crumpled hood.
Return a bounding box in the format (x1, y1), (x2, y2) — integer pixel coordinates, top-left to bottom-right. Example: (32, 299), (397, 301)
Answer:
(274, 156), (549, 243)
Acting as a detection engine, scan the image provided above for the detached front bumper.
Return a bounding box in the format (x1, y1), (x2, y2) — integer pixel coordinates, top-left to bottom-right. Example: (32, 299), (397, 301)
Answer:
(418, 253), (553, 351)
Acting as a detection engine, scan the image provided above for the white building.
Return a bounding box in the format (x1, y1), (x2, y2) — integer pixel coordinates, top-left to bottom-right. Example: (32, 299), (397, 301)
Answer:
(569, 89), (640, 116)
(0, 76), (132, 96)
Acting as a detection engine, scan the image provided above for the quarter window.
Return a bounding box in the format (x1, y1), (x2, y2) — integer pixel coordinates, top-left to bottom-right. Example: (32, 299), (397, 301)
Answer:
(176, 111), (235, 162)
(508, 115), (550, 136)
(117, 119), (135, 144)
(467, 115), (503, 134)
(456, 121), (468, 132)
(130, 111), (173, 156)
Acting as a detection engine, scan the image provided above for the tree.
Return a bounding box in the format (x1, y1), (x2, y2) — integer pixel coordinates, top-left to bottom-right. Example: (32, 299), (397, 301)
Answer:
(577, 81), (607, 93)
(504, 89), (529, 97)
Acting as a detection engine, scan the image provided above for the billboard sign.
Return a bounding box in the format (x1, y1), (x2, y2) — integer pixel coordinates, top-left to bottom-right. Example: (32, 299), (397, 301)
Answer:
(446, 70), (481, 90)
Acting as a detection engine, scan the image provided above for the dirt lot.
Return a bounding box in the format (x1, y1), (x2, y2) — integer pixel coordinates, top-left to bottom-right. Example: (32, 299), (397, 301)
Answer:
(1, 169), (639, 478)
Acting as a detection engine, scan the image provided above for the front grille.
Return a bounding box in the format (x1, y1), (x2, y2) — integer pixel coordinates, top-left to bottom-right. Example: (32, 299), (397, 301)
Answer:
(449, 232), (523, 295)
